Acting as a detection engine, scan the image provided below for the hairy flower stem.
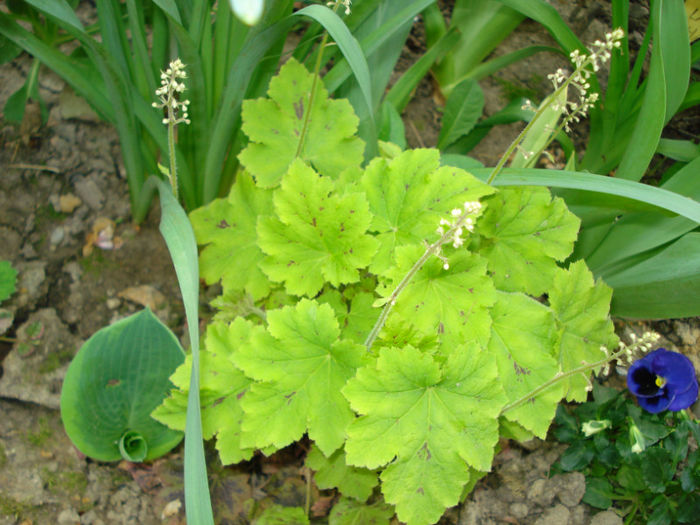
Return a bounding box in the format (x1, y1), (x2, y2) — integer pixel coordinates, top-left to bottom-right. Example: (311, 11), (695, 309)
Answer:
(364, 213), (475, 352)
(295, 34), (330, 158)
(499, 334), (655, 416)
(167, 120), (179, 200)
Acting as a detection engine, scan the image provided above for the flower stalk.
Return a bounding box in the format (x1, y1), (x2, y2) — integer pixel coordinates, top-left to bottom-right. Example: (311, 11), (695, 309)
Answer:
(364, 202), (482, 351)
(500, 331), (660, 416)
(152, 58), (191, 200)
(487, 28), (624, 185)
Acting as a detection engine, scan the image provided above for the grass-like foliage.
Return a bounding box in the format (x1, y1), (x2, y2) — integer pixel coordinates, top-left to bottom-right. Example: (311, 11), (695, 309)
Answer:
(552, 385), (700, 524)
(153, 58), (619, 525)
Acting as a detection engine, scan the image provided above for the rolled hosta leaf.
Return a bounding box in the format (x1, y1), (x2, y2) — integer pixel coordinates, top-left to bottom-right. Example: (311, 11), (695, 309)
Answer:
(257, 159), (378, 297)
(343, 345), (506, 525)
(233, 299), (369, 456)
(189, 172), (273, 301)
(60, 309), (184, 462)
(477, 186), (580, 296)
(239, 58), (364, 188)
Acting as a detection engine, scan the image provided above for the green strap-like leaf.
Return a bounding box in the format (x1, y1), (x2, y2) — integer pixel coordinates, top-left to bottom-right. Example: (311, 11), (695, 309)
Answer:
(470, 168), (700, 224)
(154, 178), (214, 525)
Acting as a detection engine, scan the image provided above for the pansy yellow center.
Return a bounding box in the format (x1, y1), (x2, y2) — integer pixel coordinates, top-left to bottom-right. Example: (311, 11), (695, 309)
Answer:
(655, 375), (667, 388)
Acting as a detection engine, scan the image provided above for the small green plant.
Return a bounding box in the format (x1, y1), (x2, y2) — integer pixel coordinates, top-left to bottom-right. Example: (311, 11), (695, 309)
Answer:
(552, 385), (700, 524)
(0, 260), (17, 304)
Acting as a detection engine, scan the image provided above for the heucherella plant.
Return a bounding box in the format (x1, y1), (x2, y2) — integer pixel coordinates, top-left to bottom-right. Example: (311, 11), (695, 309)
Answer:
(150, 55), (628, 524)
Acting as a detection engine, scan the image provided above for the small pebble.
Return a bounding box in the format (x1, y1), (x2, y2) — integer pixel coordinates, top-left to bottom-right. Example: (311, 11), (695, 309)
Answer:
(50, 226), (65, 247)
(106, 298), (121, 310)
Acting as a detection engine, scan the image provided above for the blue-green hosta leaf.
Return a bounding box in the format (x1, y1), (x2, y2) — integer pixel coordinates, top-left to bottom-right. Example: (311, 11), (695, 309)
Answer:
(233, 299), (368, 456)
(189, 172), (273, 301)
(361, 148), (494, 275)
(239, 58), (364, 188)
(306, 445), (378, 502)
(61, 309), (184, 462)
(477, 186), (580, 296)
(488, 292), (563, 438)
(152, 319), (259, 465)
(257, 160), (378, 297)
(343, 346), (506, 525)
(549, 261), (618, 401)
(377, 244), (496, 348)
(329, 497), (395, 525)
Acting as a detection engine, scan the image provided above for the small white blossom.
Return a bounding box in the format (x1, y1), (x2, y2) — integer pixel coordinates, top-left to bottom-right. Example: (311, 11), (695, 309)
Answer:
(153, 58), (191, 126)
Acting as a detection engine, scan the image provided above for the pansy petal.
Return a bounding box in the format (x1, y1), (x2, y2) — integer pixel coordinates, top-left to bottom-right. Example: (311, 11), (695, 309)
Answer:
(637, 390), (673, 413)
(668, 378), (698, 411)
(651, 349), (696, 391)
(627, 352), (660, 397)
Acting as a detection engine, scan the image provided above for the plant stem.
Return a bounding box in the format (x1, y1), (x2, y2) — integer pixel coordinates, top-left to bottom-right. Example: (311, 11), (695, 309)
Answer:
(167, 119), (179, 201)
(295, 33), (329, 159)
(364, 213), (475, 352)
(499, 345), (628, 416)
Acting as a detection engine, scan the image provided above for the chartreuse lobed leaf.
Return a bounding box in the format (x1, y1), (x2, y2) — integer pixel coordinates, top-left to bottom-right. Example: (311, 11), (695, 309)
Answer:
(549, 261), (618, 402)
(488, 292), (563, 438)
(377, 244), (496, 349)
(306, 445), (378, 502)
(319, 289), (379, 345)
(61, 309), (184, 462)
(233, 299), (368, 456)
(361, 148), (494, 275)
(189, 172), (273, 301)
(329, 496), (395, 525)
(343, 345), (506, 525)
(152, 319), (259, 465)
(257, 159), (378, 297)
(254, 505), (310, 525)
(476, 186), (580, 296)
(239, 58), (364, 188)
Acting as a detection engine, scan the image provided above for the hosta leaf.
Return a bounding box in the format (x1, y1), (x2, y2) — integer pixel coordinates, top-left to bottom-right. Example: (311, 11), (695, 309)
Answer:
(257, 160), (378, 297)
(361, 148), (494, 275)
(152, 319), (259, 465)
(306, 445), (378, 502)
(488, 291), (563, 438)
(549, 261), (618, 402)
(477, 186), (580, 295)
(190, 173), (273, 300)
(329, 497), (394, 525)
(343, 346), (506, 525)
(239, 58), (364, 188)
(378, 244), (496, 348)
(233, 299), (368, 456)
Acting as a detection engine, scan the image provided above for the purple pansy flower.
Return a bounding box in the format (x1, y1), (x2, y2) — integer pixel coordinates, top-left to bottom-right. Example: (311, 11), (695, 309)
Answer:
(627, 348), (698, 414)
